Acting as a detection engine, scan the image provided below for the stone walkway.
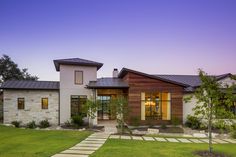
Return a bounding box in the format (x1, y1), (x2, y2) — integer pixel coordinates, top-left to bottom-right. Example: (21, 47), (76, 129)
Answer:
(109, 135), (236, 144)
(51, 132), (110, 157)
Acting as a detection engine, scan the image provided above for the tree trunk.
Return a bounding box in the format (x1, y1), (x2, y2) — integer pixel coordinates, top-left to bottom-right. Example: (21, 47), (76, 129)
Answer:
(208, 103), (213, 153)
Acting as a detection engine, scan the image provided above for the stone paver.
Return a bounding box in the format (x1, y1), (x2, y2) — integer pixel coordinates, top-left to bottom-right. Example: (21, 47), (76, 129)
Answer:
(132, 136), (143, 140)
(166, 138), (179, 142)
(189, 139), (204, 143)
(154, 137), (167, 142)
(52, 154), (88, 157)
(76, 143), (102, 147)
(143, 136), (155, 141)
(213, 139), (229, 144)
(222, 139), (236, 144)
(177, 138), (192, 143)
(85, 138), (106, 141)
(109, 135), (120, 139)
(70, 146), (99, 151)
(81, 140), (105, 144)
(120, 135), (131, 140)
(200, 139), (217, 144)
(61, 150), (94, 155)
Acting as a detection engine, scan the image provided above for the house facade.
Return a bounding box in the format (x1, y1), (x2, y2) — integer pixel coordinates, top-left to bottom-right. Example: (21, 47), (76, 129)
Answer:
(1, 58), (235, 126)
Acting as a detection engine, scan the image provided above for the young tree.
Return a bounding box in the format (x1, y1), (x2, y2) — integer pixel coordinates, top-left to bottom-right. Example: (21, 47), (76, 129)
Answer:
(0, 54), (38, 83)
(192, 69), (236, 153)
(110, 95), (129, 134)
(82, 98), (101, 127)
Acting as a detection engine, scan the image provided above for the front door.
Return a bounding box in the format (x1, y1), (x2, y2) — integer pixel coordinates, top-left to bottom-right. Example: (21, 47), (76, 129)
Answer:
(97, 95), (113, 120)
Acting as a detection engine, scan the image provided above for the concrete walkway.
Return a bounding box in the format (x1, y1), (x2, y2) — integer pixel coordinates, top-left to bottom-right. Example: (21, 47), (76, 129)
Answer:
(51, 132), (110, 157)
(109, 135), (236, 144)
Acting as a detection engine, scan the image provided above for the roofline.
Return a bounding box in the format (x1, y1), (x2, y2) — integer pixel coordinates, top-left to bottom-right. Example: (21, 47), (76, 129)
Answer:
(118, 68), (189, 87)
(53, 58), (103, 71)
(1, 88), (59, 90)
(86, 86), (129, 89)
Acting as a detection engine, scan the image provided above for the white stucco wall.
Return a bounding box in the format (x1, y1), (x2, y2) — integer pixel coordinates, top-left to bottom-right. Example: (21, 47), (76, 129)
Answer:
(3, 90), (59, 125)
(59, 65), (97, 124)
(183, 76), (236, 123)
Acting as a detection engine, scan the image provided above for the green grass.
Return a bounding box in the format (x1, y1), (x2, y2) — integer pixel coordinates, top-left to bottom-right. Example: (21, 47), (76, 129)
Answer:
(0, 125), (91, 157)
(91, 139), (236, 157)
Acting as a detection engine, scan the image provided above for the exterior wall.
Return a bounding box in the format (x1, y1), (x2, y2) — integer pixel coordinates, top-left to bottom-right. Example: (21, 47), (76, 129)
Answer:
(122, 72), (184, 125)
(59, 65), (97, 124)
(3, 90), (59, 125)
(0, 92), (3, 123)
(218, 77), (236, 87)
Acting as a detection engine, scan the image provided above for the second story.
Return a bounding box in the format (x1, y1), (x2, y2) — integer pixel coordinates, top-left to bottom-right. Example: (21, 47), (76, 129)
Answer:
(53, 58), (103, 90)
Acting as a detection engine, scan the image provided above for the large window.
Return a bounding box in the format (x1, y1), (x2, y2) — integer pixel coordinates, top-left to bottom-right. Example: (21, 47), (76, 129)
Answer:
(141, 92), (171, 120)
(18, 98), (25, 110)
(75, 71), (83, 85)
(41, 98), (48, 109)
(71, 95), (87, 117)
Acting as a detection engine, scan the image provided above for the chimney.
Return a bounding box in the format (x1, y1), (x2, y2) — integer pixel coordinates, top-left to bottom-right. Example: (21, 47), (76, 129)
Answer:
(113, 68), (119, 78)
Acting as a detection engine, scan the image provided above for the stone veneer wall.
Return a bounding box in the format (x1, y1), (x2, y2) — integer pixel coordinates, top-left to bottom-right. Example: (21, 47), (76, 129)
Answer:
(3, 90), (59, 125)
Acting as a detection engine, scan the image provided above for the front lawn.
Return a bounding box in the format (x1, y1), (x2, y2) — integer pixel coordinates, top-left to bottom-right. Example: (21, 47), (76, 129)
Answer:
(0, 125), (91, 157)
(91, 139), (236, 157)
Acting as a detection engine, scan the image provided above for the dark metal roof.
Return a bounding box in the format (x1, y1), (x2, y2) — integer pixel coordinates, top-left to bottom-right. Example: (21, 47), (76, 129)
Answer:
(54, 58), (103, 71)
(154, 75), (201, 87)
(87, 78), (129, 89)
(0, 80), (59, 90)
(118, 68), (189, 87)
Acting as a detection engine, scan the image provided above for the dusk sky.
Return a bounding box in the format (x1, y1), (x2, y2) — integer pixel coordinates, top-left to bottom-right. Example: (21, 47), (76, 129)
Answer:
(0, 0), (236, 81)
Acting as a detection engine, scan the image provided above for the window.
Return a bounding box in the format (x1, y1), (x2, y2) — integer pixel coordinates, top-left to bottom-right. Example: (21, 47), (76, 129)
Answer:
(18, 98), (25, 110)
(71, 95), (87, 117)
(97, 96), (112, 120)
(75, 71), (83, 84)
(42, 98), (48, 109)
(141, 92), (171, 120)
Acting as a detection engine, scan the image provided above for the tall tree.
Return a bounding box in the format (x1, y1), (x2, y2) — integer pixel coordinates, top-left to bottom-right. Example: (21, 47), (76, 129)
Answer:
(193, 69), (236, 153)
(0, 54), (38, 83)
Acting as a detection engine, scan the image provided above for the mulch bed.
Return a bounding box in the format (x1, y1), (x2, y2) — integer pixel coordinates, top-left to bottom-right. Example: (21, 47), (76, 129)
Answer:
(194, 151), (231, 157)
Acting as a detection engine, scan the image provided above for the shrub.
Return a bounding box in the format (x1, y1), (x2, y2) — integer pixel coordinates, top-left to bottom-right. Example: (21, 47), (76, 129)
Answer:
(39, 120), (50, 128)
(26, 121), (37, 129)
(171, 117), (181, 126)
(161, 124), (167, 129)
(71, 115), (84, 126)
(231, 130), (236, 139)
(130, 116), (140, 126)
(185, 115), (201, 129)
(11, 121), (21, 128)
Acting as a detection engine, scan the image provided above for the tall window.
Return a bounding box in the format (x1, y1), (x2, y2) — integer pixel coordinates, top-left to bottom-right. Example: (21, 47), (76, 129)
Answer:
(141, 92), (171, 120)
(97, 96), (111, 120)
(75, 71), (83, 85)
(18, 98), (25, 110)
(42, 98), (48, 109)
(71, 95), (87, 117)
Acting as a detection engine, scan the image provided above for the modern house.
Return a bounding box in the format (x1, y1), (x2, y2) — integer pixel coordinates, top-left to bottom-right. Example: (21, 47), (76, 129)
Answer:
(0, 58), (235, 126)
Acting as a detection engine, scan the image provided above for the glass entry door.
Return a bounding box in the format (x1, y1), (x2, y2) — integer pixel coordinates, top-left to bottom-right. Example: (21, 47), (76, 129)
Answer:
(97, 95), (111, 120)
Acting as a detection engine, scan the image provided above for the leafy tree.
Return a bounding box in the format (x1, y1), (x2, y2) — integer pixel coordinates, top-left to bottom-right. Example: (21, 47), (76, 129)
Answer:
(191, 69), (236, 153)
(0, 54), (38, 83)
(110, 95), (129, 134)
(82, 98), (101, 127)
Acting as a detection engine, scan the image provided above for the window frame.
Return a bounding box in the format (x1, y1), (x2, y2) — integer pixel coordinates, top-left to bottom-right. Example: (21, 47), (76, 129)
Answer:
(17, 98), (25, 110)
(41, 98), (49, 109)
(141, 92), (171, 121)
(74, 70), (83, 85)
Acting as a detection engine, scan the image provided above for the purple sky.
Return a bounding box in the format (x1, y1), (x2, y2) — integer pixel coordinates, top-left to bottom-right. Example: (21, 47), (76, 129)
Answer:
(0, 0), (236, 81)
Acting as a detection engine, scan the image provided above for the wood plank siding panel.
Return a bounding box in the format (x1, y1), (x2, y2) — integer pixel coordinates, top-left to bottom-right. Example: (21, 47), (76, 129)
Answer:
(122, 72), (184, 125)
